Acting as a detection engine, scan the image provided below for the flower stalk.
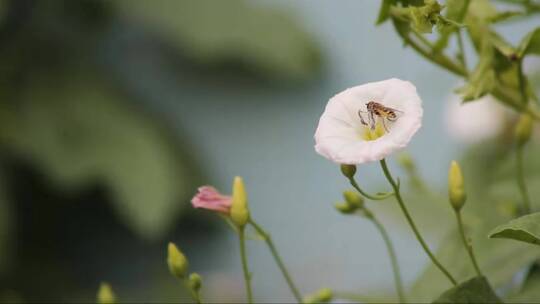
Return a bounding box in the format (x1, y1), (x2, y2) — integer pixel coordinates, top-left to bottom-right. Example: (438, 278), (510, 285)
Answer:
(455, 211), (482, 277)
(348, 176), (394, 201)
(248, 219), (303, 302)
(238, 228), (253, 304)
(380, 159), (457, 286)
(361, 208), (406, 303)
(515, 114), (533, 214)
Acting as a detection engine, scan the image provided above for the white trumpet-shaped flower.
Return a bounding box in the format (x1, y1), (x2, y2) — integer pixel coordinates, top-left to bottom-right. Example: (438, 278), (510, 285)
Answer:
(314, 78), (423, 164)
(444, 94), (510, 144)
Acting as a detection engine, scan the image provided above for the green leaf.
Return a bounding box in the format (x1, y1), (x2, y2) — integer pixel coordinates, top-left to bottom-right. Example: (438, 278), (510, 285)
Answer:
(1, 75), (199, 239)
(506, 264), (540, 303)
(115, 0), (322, 82)
(0, 173), (11, 274)
(409, 212), (539, 302)
(457, 37), (496, 101)
(376, 0), (396, 25)
(489, 212), (540, 246)
(518, 27), (540, 57)
(487, 11), (524, 23)
(432, 276), (502, 303)
(408, 0), (443, 33)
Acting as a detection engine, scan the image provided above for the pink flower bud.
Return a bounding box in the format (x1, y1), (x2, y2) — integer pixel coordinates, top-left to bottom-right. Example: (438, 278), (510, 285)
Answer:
(191, 186), (232, 214)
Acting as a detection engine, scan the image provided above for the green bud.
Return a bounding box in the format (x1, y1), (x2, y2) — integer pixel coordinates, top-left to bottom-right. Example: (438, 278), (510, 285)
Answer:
(230, 176), (250, 228)
(343, 190), (364, 209)
(189, 273), (202, 291)
(340, 164), (356, 179)
(303, 288), (333, 304)
(167, 242), (189, 279)
(97, 282), (116, 304)
(397, 152), (415, 171)
(334, 202), (355, 214)
(409, 0), (442, 33)
(317, 288), (333, 302)
(515, 114), (533, 146)
(448, 161), (466, 211)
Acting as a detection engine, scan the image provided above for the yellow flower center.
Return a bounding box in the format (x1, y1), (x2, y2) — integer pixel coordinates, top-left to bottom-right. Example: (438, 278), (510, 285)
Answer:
(361, 121), (386, 141)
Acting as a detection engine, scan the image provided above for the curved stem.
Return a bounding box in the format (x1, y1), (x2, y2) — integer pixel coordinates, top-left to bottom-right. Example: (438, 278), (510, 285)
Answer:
(183, 279), (203, 304)
(516, 145), (532, 214)
(390, 18), (467, 77)
(349, 177), (394, 201)
(248, 219), (303, 302)
(380, 159), (458, 286)
(518, 60), (528, 105)
(363, 210), (406, 303)
(455, 211), (482, 277)
(239, 229), (253, 303)
(456, 30), (467, 71)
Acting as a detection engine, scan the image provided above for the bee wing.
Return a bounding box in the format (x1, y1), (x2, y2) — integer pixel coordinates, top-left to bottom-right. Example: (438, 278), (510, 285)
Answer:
(385, 106), (403, 122)
(385, 106), (403, 113)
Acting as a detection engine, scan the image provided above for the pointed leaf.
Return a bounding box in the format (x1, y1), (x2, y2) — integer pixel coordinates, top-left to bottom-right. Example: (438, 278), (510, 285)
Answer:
(376, 0), (396, 25)
(432, 276), (502, 303)
(518, 27), (540, 57)
(489, 212), (540, 246)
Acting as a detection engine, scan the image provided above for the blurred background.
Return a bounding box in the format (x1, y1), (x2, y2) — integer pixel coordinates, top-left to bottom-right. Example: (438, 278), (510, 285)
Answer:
(0, 0), (538, 302)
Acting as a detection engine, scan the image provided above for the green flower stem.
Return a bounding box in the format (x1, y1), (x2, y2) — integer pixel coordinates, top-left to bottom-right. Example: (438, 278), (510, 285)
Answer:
(183, 280), (203, 304)
(248, 219), (303, 302)
(516, 145), (532, 214)
(456, 30), (467, 71)
(238, 229), (253, 303)
(390, 18), (467, 77)
(380, 159), (458, 286)
(361, 209), (406, 303)
(518, 59), (528, 105)
(455, 211), (482, 277)
(348, 177), (394, 201)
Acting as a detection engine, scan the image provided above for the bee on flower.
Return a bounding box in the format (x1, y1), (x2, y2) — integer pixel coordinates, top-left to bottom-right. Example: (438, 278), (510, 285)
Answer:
(314, 78), (423, 164)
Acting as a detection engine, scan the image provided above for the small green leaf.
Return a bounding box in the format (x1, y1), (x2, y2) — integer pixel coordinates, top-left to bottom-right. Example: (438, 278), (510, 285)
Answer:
(432, 276), (502, 303)
(489, 212), (540, 245)
(518, 27), (540, 57)
(457, 38), (496, 101)
(376, 0), (396, 25)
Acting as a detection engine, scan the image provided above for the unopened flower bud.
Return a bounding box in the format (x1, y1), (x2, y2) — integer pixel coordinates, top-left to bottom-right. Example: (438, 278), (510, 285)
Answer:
(515, 114), (533, 146)
(448, 161), (466, 211)
(189, 273), (202, 291)
(397, 152), (415, 171)
(97, 282), (116, 304)
(340, 164), (356, 179)
(304, 288), (333, 304)
(167, 242), (189, 279)
(334, 202), (355, 214)
(230, 176), (249, 228)
(343, 190), (364, 209)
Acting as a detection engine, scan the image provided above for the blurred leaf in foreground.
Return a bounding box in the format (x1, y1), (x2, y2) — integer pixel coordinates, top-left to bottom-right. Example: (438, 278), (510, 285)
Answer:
(0, 74), (199, 239)
(432, 276), (502, 304)
(114, 0), (322, 82)
(506, 264), (540, 303)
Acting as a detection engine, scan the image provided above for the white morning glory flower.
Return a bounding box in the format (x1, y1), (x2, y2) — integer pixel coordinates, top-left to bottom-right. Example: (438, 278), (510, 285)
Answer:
(444, 94), (511, 144)
(314, 78), (423, 164)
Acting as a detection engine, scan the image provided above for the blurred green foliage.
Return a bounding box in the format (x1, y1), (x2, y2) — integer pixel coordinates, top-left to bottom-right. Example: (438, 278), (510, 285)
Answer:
(0, 0), (321, 300)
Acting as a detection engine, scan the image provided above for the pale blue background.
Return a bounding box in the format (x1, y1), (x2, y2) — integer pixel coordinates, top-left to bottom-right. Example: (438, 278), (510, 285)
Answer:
(107, 1), (537, 301)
